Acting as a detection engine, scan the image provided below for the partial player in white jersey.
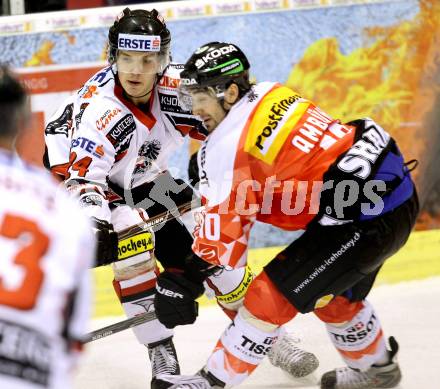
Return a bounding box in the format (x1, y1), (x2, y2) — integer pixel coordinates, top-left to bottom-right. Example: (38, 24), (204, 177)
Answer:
(0, 66), (95, 389)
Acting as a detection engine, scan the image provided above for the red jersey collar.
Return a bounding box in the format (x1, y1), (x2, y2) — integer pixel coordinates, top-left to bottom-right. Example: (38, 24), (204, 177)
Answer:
(114, 83), (157, 130)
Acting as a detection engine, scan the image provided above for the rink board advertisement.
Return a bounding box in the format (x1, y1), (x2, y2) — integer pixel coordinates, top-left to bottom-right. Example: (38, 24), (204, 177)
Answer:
(94, 229), (440, 317)
(14, 64), (103, 165)
(0, 0), (438, 316)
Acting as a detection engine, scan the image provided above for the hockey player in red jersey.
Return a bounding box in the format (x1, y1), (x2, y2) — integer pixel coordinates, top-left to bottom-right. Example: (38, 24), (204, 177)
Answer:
(0, 66), (95, 388)
(152, 42), (419, 389)
(44, 10), (318, 388)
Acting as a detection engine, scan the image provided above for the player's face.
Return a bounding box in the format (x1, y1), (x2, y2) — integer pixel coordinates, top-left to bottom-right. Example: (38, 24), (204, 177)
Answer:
(191, 92), (226, 132)
(116, 50), (159, 103)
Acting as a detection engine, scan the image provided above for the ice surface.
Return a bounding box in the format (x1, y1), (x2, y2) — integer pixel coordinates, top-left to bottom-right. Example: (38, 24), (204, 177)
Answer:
(75, 277), (440, 389)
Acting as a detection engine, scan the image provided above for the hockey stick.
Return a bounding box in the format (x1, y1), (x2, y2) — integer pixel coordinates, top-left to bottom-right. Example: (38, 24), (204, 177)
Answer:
(84, 311), (156, 343)
(86, 198), (202, 343)
(117, 198), (202, 240)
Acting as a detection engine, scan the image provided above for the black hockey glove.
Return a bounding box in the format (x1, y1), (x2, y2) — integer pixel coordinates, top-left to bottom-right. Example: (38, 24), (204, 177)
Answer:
(154, 271), (205, 329)
(91, 217), (119, 267)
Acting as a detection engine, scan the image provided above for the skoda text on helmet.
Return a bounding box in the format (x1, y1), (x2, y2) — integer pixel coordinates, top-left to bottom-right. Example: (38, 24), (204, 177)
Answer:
(179, 42), (251, 111)
(108, 8), (171, 75)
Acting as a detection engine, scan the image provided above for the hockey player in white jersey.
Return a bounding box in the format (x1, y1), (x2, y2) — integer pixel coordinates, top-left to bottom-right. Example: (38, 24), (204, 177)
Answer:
(0, 66), (95, 388)
(43, 9), (318, 388)
(44, 8), (204, 389)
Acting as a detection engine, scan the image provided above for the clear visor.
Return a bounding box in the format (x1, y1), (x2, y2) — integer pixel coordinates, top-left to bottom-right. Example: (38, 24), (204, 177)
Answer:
(178, 84), (223, 112)
(116, 49), (169, 75)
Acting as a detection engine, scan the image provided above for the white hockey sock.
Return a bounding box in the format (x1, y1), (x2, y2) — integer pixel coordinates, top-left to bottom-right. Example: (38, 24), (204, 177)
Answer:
(324, 300), (387, 371)
(116, 272), (173, 345)
(206, 307), (280, 386)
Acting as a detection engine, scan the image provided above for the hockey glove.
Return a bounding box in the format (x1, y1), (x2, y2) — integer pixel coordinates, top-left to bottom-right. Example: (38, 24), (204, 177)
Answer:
(91, 217), (119, 267)
(154, 271), (205, 329)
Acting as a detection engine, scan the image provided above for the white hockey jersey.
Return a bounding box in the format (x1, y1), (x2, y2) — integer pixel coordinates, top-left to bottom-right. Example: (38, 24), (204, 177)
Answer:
(44, 64), (204, 221)
(0, 150), (94, 389)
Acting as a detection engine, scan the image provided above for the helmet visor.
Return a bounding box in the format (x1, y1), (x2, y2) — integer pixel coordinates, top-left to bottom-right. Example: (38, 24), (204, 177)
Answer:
(178, 84), (223, 112)
(116, 50), (169, 75)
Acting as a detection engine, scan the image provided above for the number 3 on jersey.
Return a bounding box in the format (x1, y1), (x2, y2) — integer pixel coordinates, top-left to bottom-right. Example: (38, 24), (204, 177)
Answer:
(0, 214), (50, 310)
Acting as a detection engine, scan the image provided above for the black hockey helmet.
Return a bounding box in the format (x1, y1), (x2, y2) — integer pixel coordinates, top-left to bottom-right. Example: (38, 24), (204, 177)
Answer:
(108, 8), (171, 72)
(179, 42), (251, 110)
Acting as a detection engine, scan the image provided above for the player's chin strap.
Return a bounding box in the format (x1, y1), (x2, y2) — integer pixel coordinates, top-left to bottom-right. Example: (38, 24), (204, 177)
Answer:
(123, 79), (157, 100)
(219, 85), (240, 113)
(125, 76), (158, 100)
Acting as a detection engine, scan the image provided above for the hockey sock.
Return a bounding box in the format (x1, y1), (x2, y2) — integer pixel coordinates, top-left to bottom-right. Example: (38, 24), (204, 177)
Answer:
(317, 298), (387, 371)
(205, 307), (281, 386)
(113, 270), (173, 345)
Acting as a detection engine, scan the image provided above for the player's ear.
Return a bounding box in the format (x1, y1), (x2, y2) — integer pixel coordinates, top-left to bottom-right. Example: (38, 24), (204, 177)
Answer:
(224, 83), (239, 107)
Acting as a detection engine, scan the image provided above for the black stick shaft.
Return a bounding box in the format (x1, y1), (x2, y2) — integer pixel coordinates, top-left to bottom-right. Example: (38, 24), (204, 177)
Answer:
(86, 199), (202, 343)
(84, 311), (157, 343)
(117, 199), (201, 240)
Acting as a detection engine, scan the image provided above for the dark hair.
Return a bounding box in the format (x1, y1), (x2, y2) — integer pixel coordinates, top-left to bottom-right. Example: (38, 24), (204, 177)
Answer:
(0, 65), (28, 138)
